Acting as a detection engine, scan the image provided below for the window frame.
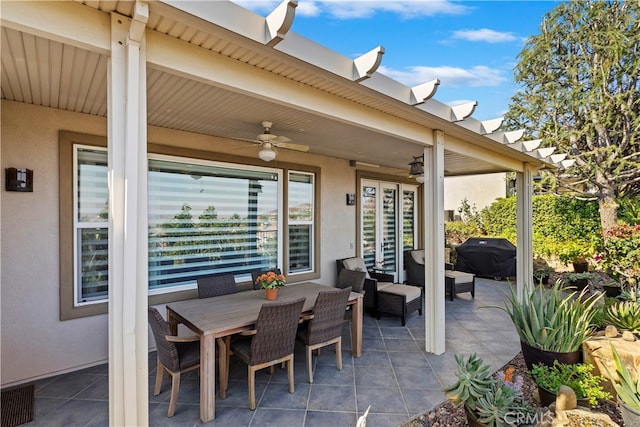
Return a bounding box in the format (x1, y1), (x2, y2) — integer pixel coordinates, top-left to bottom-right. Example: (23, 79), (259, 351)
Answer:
(59, 131), (320, 320)
(287, 170), (315, 275)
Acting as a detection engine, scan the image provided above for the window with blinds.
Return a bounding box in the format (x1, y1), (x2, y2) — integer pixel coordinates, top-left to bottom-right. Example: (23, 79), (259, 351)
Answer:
(75, 146), (109, 304)
(73, 147), (318, 306)
(288, 172), (314, 273)
(147, 155), (282, 291)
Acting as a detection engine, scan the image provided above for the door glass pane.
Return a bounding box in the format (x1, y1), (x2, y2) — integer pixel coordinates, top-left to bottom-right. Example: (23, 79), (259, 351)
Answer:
(403, 190), (416, 250)
(382, 187), (397, 272)
(361, 185), (377, 270)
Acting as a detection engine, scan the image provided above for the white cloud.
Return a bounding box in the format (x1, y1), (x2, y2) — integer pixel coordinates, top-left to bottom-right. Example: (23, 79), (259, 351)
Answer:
(452, 28), (517, 43)
(231, 0), (469, 19)
(378, 64), (507, 88)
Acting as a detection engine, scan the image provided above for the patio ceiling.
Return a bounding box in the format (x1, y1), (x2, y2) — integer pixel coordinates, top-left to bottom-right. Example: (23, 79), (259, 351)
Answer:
(1, 0), (563, 177)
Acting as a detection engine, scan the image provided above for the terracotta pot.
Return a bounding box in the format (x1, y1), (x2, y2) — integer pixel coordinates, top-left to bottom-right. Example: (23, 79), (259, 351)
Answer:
(572, 261), (589, 273)
(520, 341), (582, 370)
(265, 288), (278, 301)
(618, 396), (640, 427)
(537, 385), (589, 408)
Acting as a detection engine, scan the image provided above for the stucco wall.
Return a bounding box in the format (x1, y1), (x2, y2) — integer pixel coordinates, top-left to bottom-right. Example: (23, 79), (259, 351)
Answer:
(1, 100), (356, 386)
(444, 173), (507, 215)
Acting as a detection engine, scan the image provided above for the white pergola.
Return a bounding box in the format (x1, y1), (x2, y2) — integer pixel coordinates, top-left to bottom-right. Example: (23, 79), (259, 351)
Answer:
(1, 1), (574, 424)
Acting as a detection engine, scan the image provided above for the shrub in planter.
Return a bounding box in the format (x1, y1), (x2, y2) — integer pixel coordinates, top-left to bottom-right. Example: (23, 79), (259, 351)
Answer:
(564, 272), (594, 292)
(529, 361), (611, 407)
(533, 266), (554, 285)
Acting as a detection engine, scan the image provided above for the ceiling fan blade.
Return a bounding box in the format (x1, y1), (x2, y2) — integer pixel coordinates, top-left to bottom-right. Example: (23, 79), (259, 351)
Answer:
(231, 143), (260, 151)
(272, 135), (291, 144)
(274, 141), (310, 152)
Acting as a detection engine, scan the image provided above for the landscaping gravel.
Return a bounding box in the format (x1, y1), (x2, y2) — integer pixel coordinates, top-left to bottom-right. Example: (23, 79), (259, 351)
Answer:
(399, 352), (623, 427)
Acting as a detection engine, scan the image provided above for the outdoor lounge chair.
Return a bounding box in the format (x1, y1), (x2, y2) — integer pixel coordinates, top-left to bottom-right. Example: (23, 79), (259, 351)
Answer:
(404, 249), (475, 301)
(337, 257), (422, 325)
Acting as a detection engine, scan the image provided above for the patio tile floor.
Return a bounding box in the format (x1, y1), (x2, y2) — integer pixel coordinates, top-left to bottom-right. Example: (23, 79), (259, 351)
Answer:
(21, 278), (521, 426)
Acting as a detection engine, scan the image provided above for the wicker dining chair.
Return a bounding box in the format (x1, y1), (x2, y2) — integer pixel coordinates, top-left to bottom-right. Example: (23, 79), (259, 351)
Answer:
(196, 273), (237, 299)
(250, 268), (282, 290)
(296, 287), (352, 383)
(196, 272), (238, 398)
(226, 297), (305, 410)
(147, 307), (200, 417)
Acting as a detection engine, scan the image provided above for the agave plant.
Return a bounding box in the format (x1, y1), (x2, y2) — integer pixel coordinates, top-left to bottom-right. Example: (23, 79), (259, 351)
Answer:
(475, 382), (533, 426)
(490, 280), (603, 352)
(619, 285), (640, 303)
(442, 353), (493, 412)
(606, 344), (640, 411)
(605, 300), (640, 333)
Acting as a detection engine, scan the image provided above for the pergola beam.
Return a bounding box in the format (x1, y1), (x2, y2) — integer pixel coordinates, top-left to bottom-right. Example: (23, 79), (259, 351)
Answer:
(353, 46), (385, 82)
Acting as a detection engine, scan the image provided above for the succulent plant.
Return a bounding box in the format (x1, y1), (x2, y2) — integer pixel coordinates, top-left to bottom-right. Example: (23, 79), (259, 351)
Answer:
(605, 300), (640, 333)
(442, 353), (493, 412)
(475, 381), (532, 426)
(619, 285), (640, 302)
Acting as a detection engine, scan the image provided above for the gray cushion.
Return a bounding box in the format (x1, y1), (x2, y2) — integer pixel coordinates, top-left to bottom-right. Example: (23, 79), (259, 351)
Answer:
(410, 250), (425, 265)
(445, 271), (474, 284)
(342, 257), (371, 279)
(379, 284), (421, 302)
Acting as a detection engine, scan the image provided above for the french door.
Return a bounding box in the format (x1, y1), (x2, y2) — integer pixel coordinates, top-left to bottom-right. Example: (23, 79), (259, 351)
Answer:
(361, 180), (418, 282)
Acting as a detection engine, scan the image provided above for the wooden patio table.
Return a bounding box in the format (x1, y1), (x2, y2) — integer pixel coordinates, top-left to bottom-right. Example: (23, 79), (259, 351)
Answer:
(165, 281), (363, 423)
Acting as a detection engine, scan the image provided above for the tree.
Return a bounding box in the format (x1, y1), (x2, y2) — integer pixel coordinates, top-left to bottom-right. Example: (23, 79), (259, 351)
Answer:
(504, 0), (640, 233)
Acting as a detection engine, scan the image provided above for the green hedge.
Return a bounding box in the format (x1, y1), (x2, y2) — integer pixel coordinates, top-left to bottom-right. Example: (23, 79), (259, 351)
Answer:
(446, 195), (602, 260)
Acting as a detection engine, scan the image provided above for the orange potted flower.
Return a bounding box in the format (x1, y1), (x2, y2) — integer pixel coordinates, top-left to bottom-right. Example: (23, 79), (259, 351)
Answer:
(256, 271), (286, 300)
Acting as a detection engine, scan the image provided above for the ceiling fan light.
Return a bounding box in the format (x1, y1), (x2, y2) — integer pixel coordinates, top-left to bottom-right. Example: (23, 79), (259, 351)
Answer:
(258, 145), (276, 162)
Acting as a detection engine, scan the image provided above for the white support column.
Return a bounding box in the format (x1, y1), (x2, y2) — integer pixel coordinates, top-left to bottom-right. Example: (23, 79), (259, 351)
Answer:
(516, 164), (535, 301)
(423, 130), (446, 354)
(108, 6), (149, 426)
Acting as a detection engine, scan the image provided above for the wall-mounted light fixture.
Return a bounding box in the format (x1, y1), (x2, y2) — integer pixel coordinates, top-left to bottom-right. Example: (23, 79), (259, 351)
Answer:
(408, 156), (424, 183)
(5, 168), (33, 192)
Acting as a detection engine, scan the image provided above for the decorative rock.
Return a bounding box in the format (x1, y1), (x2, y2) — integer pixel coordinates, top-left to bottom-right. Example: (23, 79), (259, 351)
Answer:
(583, 336), (640, 397)
(555, 409), (620, 426)
(605, 325), (619, 337)
(622, 330), (637, 341)
(555, 385), (577, 411)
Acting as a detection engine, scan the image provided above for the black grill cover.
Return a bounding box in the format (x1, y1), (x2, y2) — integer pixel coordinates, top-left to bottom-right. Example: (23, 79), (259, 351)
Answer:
(455, 238), (516, 278)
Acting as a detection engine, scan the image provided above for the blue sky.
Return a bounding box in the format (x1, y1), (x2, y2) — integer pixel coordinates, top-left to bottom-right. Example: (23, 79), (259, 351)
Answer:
(232, 0), (562, 120)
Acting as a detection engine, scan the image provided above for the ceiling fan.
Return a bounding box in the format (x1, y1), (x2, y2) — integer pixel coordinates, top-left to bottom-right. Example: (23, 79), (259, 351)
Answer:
(238, 121), (310, 162)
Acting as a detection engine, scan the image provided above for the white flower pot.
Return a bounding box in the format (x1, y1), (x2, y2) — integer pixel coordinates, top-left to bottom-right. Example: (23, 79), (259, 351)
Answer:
(618, 396), (640, 427)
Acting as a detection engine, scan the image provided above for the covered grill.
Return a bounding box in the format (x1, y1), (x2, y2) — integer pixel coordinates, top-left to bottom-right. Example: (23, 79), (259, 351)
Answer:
(455, 238), (516, 279)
